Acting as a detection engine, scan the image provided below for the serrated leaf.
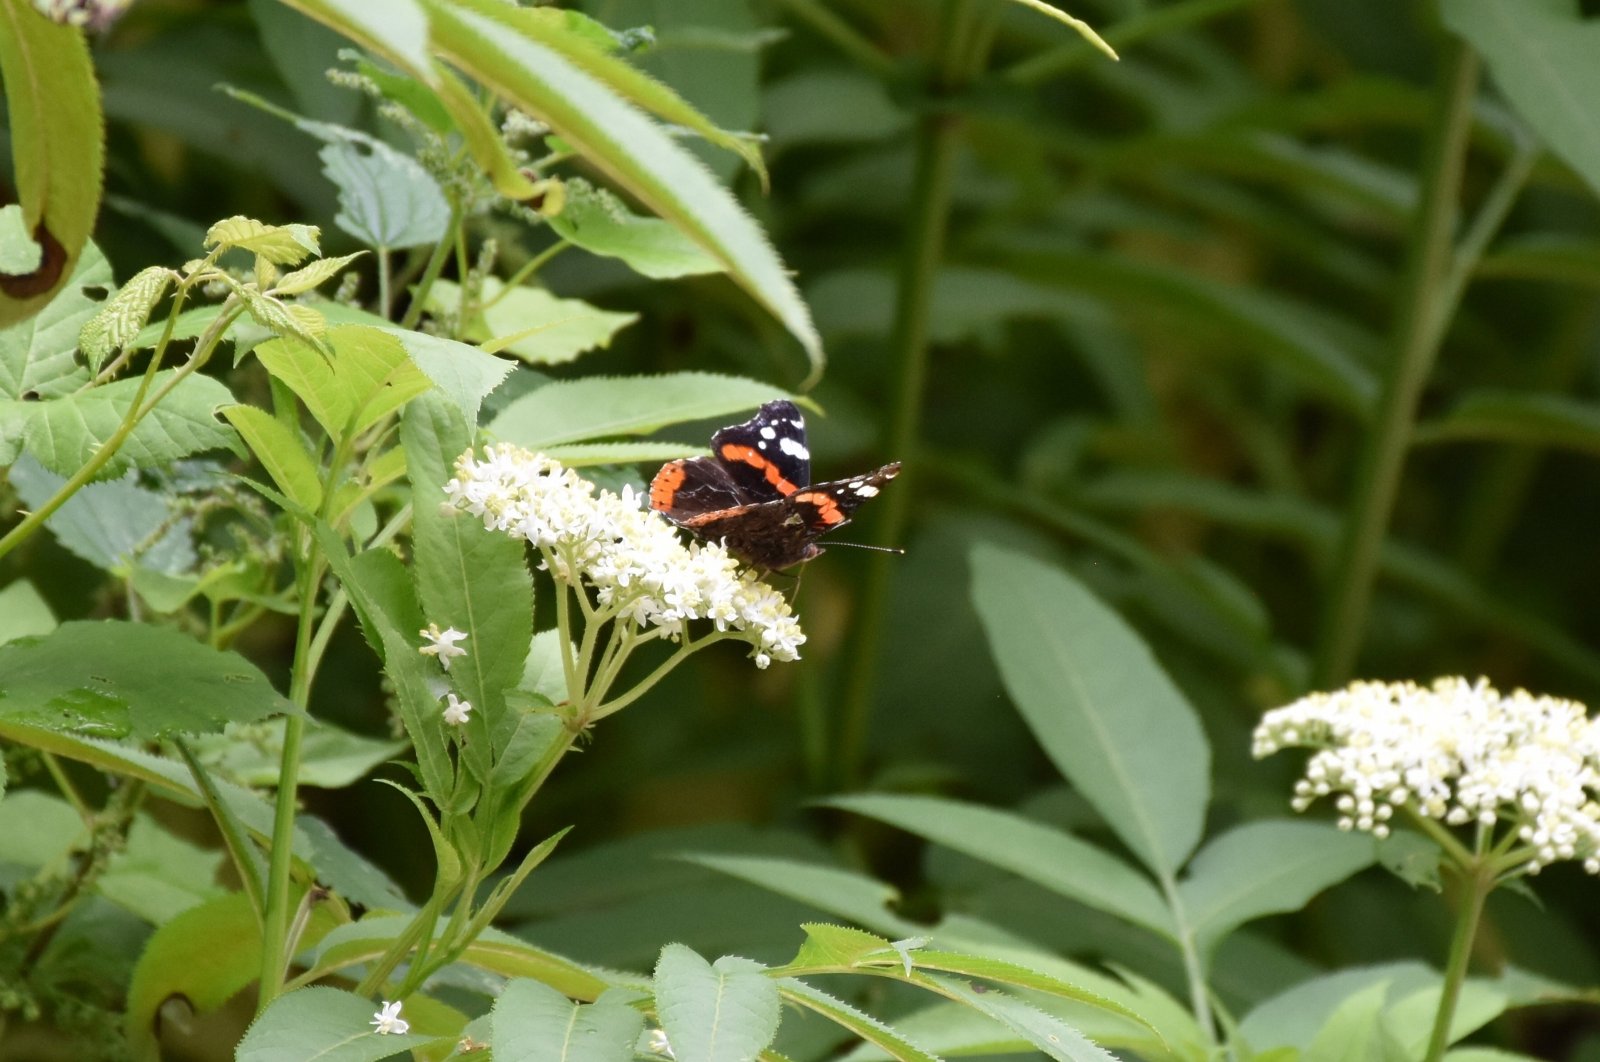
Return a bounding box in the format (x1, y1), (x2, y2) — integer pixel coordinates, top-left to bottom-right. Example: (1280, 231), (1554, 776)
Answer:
(380, 327), (515, 427)
(256, 335), (354, 440)
(204, 216), (322, 265)
(0, 619), (293, 739)
(124, 892), (263, 1056)
(777, 980), (942, 1062)
(330, 325), (434, 432)
(0, 0), (103, 328)
(824, 793), (1174, 938)
(191, 718), (407, 789)
(1179, 821), (1374, 958)
(788, 923), (893, 969)
(923, 976), (1116, 1062)
(240, 287), (328, 352)
(549, 179), (723, 280)
(281, 0), (431, 78)
(427, 278), (636, 366)
(970, 544), (1210, 880)
(0, 241), (108, 402)
(24, 370), (238, 480)
(320, 133), (450, 249)
(79, 265), (173, 373)
(491, 979), (644, 1062)
(422, 0), (823, 385)
(273, 251), (367, 297)
(223, 404), (323, 513)
(487, 373), (785, 449)
(8, 455), (196, 574)
(655, 945), (781, 1062)
(237, 986), (437, 1061)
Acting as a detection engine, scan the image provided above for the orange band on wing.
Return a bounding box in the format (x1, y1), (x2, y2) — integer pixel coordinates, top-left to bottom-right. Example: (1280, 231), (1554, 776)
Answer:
(794, 490), (845, 525)
(719, 443), (799, 495)
(649, 462), (686, 510)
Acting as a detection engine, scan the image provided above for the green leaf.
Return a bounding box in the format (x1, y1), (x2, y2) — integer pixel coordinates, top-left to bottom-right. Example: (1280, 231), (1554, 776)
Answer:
(256, 335), (354, 440)
(8, 455), (197, 575)
(0, 619), (293, 739)
(25, 370), (238, 480)
(237, 987), (437, 1061)
(654, 944), (782, 1062)
(97, 814), (226, 924)
(281, 0), (431, 77)
(223, 403), (323, 513)
(1476, 235), (1600, 288)
(1179, 821), (1375, 958)
(1238, 962), (1436, 1053)
(320, 132), (449, 249)
(1413, 391), (1600, 456)
(487, 373), (784, 449)
(273, 252), (367, 297)
(124, 891), (262, 1056)
(1442, 0), (1600, 198)
(0, 0), (103, 328)
(422, 0), (824, 385)
(205, 216), (321, 265)
(404, 392), (533, 777)
(78, 265), (173, 373)
(0, 240), (108, 405)
(0, 203), (42, 273)
(427, 278), (637, 366)
(549, 179), (723, 279)
(922, 975), (1117, 1062)
(0, 578), (56, 645)
(491, 980), (644, 1062)
(777, 979), (942, 1062)
(191, 718), (408, 789)
(787, 923), (893, 969)
(884, 952), (1149, 1034)
(0, 790), (80, 866)
(542, 441), (702, 468)
(679, 853), (919, 940)
(824, 794), (1173, 938)
(378, 326), (515, 428)
(969, 544), (1210, 880)
(1000, 0), (1117, 59)
(330, 325), (434, 433)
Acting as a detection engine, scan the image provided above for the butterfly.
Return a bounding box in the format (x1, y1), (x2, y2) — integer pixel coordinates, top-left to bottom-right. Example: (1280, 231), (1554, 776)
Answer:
(649, 400), (900, 570)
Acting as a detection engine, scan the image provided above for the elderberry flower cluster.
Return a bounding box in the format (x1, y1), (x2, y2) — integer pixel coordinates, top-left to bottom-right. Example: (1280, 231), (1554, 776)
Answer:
(444, 444), (804, 668)
(1253, 677), (1600, 875)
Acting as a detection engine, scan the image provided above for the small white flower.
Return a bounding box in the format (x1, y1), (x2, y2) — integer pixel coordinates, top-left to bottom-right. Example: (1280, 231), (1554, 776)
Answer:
(371, 1000), (409, 1035)
(442, 693), (473, 727)
(419, 624), (469, 671)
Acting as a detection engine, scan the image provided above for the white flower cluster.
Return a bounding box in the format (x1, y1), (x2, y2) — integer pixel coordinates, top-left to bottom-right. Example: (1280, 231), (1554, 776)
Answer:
(444, 445), (804, 668)
(1254, 677), (1600, 874)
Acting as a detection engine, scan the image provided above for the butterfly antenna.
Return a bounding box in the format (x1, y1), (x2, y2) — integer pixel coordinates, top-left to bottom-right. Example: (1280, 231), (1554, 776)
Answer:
(827, 542), (907, 557)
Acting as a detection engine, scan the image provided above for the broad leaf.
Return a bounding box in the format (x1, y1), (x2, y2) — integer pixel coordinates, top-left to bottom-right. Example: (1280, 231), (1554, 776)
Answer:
(970, 544), (1210, 880)
(680, 853), (920, 940)
(125, 891), (263, 1057)
(380, 327), (515, 428)
(824, 793), (1173, 938)
(488, 373), (785, 449)
(491, 979), (643, 1062)
(205, 216), (321, 265)
(255, 334), (354, 440)
(26, 371), (238, 481)
(321, 132), (449, 249)
(237, 987), (436, 1061)
(0, 0), (103, 327)
(0, 619), (294, 739)
(427, 278), (636, 366)
(191, 718), (407, 789)
(8, 455), (197, 575)
(654, 945), (781, 1062)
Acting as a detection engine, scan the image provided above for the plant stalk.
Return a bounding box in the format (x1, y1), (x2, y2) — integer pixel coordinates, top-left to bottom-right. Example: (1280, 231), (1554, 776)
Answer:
(1313, 40), (1479, 686)
(835, 0), (976, 787)
(1424, 861), (1494, 1062)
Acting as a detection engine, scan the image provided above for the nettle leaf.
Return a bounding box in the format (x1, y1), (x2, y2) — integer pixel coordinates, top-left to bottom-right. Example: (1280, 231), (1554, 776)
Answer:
(0, 240), (108, 414)
(488, 373), (785, 449)
(24, 370), (238, 480)
(970, 544), (1211, 881)
(0, 619), (294, 740)
(9, 455), (197, 575)
(321, 135), (449, 249)
(427, 278), (637, 366)
(237, 986), (436, 1061)
(222, 404), (324, 513)
(0, 0), (103, 328)
(654, 945), (782, 1062)
(204, 216), (322, 265)
(550, 179), (723, 280)
(491, 979), (644, 1062)
(78, 265), (173, 373)
(239, 287), (328, 352)
(1443, 0), (1600, 199)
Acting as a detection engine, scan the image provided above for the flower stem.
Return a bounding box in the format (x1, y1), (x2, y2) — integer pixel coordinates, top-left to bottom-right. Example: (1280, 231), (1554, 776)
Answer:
(400, 201), (463, 331)
(1424, 861), (1494, 1062)
(1313, 39), (1479, 686)
(836, 0), (978, 787)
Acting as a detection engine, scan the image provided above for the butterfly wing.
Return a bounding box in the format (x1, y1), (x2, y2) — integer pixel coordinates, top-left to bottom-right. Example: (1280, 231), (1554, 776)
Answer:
(709, 399), (811, 502)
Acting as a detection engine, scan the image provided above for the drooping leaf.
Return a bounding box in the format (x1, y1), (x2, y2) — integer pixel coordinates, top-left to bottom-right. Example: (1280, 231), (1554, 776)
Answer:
(487, 373), (785, 449)
(25, 370), (238, 480)
(0, 619), (294, 739)
(679, 852), (919, 940)
(969, 544), (1210, 880)
(548, 179), (723, 279)
(654, 944), (782, 1062)
(236, 986), (437, 1062)
(0, 0), (103, 327)
(490, 980), (644, 1062)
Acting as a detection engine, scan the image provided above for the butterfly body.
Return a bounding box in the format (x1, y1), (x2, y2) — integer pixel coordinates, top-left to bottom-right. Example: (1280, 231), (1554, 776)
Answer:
(649, 400), (900, 570)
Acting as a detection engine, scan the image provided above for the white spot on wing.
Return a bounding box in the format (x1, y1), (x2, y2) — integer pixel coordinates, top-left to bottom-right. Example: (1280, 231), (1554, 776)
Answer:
(778, 437), (809, 460)
(757, 440), (768, 450)
(854, 484), (879, 497)
(759, 426), (776, 439)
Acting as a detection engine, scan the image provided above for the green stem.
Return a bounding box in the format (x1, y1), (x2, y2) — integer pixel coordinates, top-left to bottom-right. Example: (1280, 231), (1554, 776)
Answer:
(400, 201), (463, 331)
(491, 240), (571, 302)
(1313, 41), (1479, 687)
(1160, 876), (1218, 1044)
(835, 0), (976, 787)
(586, 634), (729, 722)
(1424, 861), (1494, 1062)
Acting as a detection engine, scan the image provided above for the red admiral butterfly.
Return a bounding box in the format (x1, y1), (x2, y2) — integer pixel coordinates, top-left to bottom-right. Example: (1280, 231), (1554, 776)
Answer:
(650, 400), (901, 570)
